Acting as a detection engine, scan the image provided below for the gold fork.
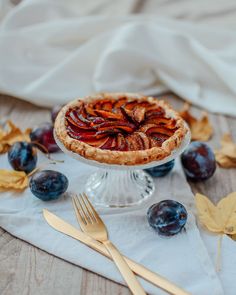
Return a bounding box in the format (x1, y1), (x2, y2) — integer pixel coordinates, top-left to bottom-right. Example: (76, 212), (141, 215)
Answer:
(72, 193), (146, 295)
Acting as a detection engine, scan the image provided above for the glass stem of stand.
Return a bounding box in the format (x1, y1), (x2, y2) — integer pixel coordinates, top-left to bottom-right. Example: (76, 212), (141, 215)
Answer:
(85, 169), (154, 208)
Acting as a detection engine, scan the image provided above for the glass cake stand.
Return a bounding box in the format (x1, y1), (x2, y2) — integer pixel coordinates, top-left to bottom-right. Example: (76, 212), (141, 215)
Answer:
(54, 128), (191, 208)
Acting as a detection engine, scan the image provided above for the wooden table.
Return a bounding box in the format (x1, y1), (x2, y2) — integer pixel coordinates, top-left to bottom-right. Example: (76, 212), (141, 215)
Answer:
(1, 93), (236, 295)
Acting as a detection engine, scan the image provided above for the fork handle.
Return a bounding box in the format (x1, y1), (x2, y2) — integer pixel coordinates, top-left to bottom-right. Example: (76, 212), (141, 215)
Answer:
(103, 240), (146, 295)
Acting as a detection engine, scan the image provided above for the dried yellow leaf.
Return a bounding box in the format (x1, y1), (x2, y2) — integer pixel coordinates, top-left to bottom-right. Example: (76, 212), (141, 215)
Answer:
(0, 169), (28, 190)
(215, 151), (236, 168)
(195, 192), (236, 271)
(220, 134), (236, 157)
(195, 193), (221, 232)
(215, 134), (236, 168)
(195, 193), (236, 235)
(218, 193), (236, 233)
(0, 129), (5, 139)
(179, 103), (213, 141)
(231, 234), (236, 241)
(0, 120), (31, 153)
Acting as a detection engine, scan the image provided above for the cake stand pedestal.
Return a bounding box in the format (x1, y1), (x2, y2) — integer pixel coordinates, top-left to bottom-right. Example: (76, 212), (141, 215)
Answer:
(55, 130), (190, 208)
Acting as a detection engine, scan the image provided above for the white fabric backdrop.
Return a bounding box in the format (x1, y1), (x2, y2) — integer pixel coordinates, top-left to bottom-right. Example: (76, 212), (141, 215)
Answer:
(1, 0), (236, 116)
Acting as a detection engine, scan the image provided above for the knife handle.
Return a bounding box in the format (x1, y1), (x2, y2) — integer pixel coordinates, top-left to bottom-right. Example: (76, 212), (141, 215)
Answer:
(76, 231), (191, 295)
(104, 240), (146, 295)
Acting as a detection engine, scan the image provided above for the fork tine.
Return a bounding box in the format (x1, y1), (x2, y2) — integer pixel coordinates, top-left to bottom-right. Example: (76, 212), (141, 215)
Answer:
(82, 192), (101, 223)
(81, 193), (97, 223)
(79, 193), (95, 224)
(72, 195), (87, 225)
(73, 194), (91, 225)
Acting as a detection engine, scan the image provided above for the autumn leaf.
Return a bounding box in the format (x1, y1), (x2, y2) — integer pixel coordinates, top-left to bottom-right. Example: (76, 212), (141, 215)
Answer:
(0, 170), (29, 190)
(195, 193), (220, 232)
(179, 103), (213, 141)
(0, 120), (31, 153)
(195, 193), (236, 235)
(214, 134), (236, 168)
(231, 234), (236, 241)
(195, 192), (236, 271)
(0, 129), (5, 139)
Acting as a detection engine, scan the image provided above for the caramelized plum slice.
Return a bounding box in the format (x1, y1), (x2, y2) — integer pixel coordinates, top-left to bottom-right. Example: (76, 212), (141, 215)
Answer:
(77, 105), (92, 125)
(85, 105), (97, 117)
(132, 132), (145, 150)
(94, 110), (123, 120)
(145, 126), (175, 137)
(140, 124), (157, 133)
(149, 138), (162, 147)
(101, 101), (113, 111)
(67, 126), (97, 140)
(151, 133), (169, 145)
(126, 133), (146, 151)
(117, 124), (136, 132)
(93, 100), (103, 109)
(93, 99), (114, 110)
(97, 121), (136, 133)
(146, 107), (165, 119)
(163, 121), (177, 130)
(125, 135), (134, 150)
(89, 117), (106, 125)
(121, 105), (146, 124)
(110, 137), (118, 150)
(146, 117), (176, 128)
(116, 133), (127, 151)
(83, 136), (110, 147)
(66, 121), (93, 133)
(137, 101), (155, 109)
(120, 106), (133, 122)
(126, 134), (140, 151)
(66, 110), (91, 129)
(96, 129), (121, 136)
(100, 136), (114, 150)
(133, 106), (146, 123)
(124, 100), (138, 110)
(113, 97), (127, 111)
(67, 125), (113, 141)
(136, 132), (151, 149)
(99, 136), (117, 150)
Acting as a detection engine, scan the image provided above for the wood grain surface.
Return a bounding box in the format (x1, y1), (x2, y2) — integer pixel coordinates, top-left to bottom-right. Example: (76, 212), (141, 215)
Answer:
(1, 0), (236, 294)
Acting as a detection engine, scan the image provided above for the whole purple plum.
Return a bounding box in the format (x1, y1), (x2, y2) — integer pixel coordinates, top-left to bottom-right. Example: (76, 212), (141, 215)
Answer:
(181, 141), (216, 181)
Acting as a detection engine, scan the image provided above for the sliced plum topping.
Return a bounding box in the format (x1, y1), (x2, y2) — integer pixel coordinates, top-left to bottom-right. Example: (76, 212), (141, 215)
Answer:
(65, 97), (178, 151)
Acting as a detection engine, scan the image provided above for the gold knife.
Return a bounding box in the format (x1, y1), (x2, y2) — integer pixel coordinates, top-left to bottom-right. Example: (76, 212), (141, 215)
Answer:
(43, 209), (191, 295)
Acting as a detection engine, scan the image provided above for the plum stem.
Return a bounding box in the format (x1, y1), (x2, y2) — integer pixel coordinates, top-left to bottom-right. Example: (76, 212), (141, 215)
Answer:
(31, 141), (64, 163)
(27, 161), (57, 177)
(216, 234), (223, 272)
(27, 167), (40, 177)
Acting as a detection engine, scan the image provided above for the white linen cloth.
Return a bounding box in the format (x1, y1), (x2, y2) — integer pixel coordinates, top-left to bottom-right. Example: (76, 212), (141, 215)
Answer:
(1, 0), (236, 116)
(0, 151), (230, 295)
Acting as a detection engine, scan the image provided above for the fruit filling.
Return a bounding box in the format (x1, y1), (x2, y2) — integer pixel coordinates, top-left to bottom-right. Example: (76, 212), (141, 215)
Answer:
(65, 97), (178, 151)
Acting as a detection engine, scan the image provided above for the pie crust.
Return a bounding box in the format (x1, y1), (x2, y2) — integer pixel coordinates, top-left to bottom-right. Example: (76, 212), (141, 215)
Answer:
(54, 93), (188, 165)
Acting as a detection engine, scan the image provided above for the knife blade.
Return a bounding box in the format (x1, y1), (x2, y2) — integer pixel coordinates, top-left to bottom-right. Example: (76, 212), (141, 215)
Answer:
(43, 209), (191, 295)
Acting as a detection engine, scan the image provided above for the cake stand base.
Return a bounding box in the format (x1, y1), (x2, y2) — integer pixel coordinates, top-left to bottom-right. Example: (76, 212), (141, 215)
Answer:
(85, 169), (154, 208)
(54, 128), (191, 209)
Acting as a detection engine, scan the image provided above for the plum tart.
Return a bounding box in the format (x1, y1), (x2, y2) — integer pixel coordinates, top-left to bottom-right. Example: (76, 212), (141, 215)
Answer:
(55, 93), (188, 165)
